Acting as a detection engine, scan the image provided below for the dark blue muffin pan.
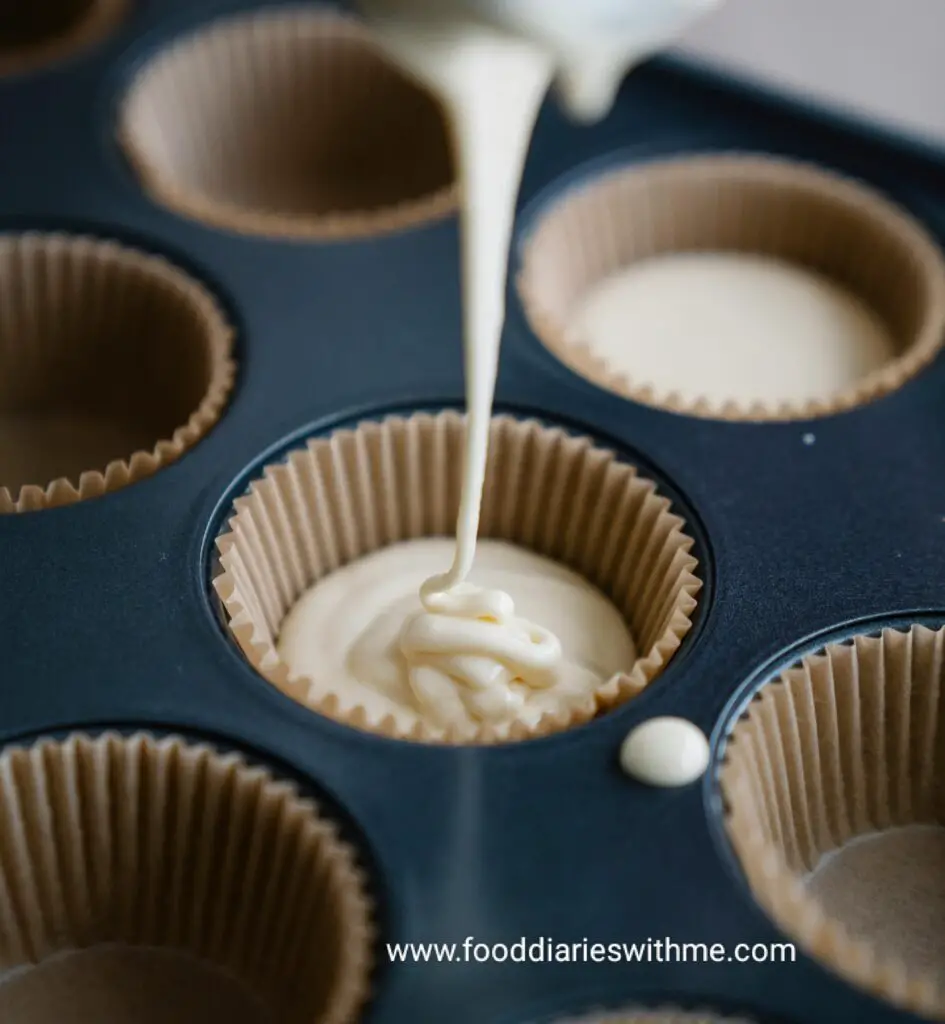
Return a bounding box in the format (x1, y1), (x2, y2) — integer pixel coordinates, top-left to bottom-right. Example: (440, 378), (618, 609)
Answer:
(3, 1), (945, 1021)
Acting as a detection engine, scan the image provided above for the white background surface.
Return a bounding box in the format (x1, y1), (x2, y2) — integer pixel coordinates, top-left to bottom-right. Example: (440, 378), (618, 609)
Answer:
(674, 0), (945, 147)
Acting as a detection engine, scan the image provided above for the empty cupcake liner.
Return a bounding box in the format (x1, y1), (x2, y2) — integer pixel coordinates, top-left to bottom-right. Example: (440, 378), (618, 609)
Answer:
(117, 7), (457, 240)
(720, 623), (945, 1018)
(518, 154), (945, 421)
(213, 410), (701, 744)
(555, 1011), (753, 1024)
(0, 0), (126, 76)
(0, 233), (235, 513)
(0, 731), (373, 1024)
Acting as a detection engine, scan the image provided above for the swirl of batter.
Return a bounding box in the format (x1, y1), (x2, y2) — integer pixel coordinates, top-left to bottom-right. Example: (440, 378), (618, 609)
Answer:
(277, 538), (637, 738)
(400, 580), (562, 727)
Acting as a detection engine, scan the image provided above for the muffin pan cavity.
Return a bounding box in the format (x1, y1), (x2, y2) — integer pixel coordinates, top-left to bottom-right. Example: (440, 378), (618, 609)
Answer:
(118, 7), (457, 239)
(212, 410), (701, 744)
(0, 233), (234, 512)
(518, 155), (945, 420)
(720, 624), (945, 1019)
(0, 732), (373, 1024)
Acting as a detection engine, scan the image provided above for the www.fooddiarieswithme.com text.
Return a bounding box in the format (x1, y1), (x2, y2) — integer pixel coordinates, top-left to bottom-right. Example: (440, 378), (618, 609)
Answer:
(387, 937), (796, 965)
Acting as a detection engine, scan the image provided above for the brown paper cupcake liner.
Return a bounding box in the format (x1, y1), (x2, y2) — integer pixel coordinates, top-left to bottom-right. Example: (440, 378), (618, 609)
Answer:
(0, 0), (126, 77)
(0, 731), (373, 1024)
(720, 623), (945, 1018)
(555, 1011), (753, 1023)
(212, 410), (701, 744)
(518, 154), (945, 421)
(117, 7), (457, 240)
(0, 232), (235, 513)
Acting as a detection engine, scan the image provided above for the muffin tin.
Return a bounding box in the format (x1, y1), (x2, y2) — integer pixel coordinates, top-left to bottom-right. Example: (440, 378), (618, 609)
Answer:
(3, 0), (945, 1021)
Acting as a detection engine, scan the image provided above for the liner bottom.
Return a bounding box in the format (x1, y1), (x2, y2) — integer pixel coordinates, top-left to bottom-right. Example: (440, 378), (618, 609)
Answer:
(0, 946), (269, 1024)
(805, 824), (945, 984)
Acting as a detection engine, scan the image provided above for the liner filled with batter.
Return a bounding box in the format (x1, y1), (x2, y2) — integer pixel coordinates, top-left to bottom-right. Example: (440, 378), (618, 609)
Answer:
(518, 154), (945, 421)
(213, 410), (701, 744)
(720, 623), (945, 1019)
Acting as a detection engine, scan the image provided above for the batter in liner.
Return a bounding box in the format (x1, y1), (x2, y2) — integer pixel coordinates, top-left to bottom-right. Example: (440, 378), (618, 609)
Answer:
(279, 538), (636, 736)
(570, 252), (894, 408)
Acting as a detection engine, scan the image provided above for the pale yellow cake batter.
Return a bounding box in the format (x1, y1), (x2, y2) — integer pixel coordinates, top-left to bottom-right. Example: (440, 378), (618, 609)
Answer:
(570, 252), (894, 407)
(278, 538), (636, 737)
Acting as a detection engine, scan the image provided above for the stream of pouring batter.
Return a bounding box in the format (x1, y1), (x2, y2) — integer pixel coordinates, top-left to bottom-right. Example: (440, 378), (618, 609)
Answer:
(363, 12), (565, 719)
